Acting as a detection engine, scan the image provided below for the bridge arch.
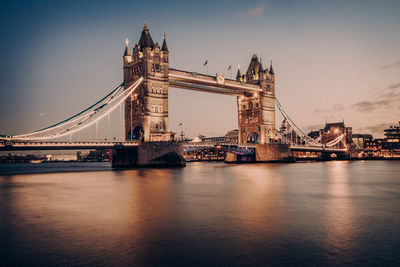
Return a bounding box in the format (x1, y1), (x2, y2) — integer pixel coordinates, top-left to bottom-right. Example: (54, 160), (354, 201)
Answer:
(247, 132), (259, 144)
(131, 126), (144, 141)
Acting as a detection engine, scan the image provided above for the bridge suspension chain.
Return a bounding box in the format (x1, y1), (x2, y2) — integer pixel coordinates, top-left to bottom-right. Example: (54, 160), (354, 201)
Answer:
(16, 83), (124, 138)
(325, 134), (344, 147)
(4, 78), (143, 141)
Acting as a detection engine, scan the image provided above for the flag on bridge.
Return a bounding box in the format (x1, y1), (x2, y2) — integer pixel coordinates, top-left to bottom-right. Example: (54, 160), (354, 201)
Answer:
(227, 65), (232, 71)
(203, 59), (208, 66)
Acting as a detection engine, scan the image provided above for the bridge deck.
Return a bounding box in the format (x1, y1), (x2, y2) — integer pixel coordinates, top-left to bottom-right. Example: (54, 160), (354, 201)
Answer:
(290, 145), (347, 153)
(169, 68), (262, 96)
(0, 141), (139, 151)
(1, 140), (348, 154)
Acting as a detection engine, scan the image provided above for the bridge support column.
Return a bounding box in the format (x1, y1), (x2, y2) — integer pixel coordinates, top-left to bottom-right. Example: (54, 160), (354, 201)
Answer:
(225, 152), (255, 163)
(318, 151), (351, 161)
(112, 141), (186, 168)
(255, 143), (293, 162)
(225, 143), (293, 163)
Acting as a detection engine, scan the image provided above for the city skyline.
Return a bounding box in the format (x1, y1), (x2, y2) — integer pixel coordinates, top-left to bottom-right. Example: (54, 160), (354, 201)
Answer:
(0, 0), (399, 139)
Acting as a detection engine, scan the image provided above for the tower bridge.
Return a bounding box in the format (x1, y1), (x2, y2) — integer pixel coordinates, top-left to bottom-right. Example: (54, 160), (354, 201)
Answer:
(122, 23), (276, 145)
(0, 23), (353, 166)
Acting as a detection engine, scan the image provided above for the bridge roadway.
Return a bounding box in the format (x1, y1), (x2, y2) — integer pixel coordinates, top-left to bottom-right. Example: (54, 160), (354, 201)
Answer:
(0, 141), (347, 154)
(184, 142), (347, 153)
(0, 141), (139, 151)
(0, 141), (256, 151)
(290, 145), (347, 153)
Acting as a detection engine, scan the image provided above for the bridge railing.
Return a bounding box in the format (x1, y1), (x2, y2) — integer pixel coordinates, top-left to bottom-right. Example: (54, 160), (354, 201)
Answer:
(183, 142), (257, 148)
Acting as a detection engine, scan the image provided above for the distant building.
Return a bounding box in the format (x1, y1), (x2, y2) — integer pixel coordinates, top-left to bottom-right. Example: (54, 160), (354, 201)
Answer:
(382, 122), (400, 150)
(321, 122), (352, 149)
(365, 138), (383, 152)
(47, 154), (77, 162)
(306, 121), (352, 149)
(201, 136), (225, 143)
(225, 129), (239, 143)
(280, 119), (301, 144)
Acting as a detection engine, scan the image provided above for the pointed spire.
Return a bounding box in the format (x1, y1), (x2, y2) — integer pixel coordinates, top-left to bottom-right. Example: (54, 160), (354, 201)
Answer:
(247, 53), (260, 76)
(259, 58), (264, 73)
(236, 64), (242, 81)
(143, 20), (148, 31)
(161, 33), (168, 51)
(269, 61), (275, 75)
(123, 38), (131, 57)
(138, 21), (154, 50)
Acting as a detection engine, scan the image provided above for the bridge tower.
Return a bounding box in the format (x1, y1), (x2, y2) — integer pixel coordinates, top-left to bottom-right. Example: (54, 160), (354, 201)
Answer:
(236, 54), (276, 144)
(123, 23), (169, 142)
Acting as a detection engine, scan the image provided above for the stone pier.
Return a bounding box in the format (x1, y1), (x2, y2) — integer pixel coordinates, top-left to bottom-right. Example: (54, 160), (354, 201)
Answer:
(112, 142), (186, 168)
(225, 143), (293, 163)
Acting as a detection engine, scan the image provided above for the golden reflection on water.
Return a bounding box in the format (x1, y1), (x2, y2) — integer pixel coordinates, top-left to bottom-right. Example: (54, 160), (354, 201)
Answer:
(324, 161), (356, 255)
(227, 164), (286, 241)
(2, 161), (400, 265)
(8, 169), (177, 260)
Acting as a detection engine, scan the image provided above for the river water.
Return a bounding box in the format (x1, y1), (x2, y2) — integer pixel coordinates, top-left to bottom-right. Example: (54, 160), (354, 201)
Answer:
(0, 161), (399, 266)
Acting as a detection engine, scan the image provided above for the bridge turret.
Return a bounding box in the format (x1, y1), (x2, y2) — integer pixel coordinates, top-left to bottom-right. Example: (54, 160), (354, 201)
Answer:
(259, 58), (264, 75)
(138, 22), (155, 50)
(269, 61), (275, 75)
(161, 33), (168, 52)
(236, 65), (242, 81)
(246, 53), (261, 82)
(160, 33), (169, 75)
(123, 38), (132, 62)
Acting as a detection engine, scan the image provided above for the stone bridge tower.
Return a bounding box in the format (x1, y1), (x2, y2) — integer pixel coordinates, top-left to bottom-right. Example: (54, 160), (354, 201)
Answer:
(236, 54), (276, 144)
(123, 23), (169, 142)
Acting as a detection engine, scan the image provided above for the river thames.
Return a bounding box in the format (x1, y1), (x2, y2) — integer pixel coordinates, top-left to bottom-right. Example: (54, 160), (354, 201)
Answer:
(1, 161), (399, 266)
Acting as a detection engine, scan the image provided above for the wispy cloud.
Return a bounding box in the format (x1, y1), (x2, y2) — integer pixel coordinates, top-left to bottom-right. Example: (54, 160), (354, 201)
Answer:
(314, 104), (345, 113)
(359, 123), (392, 136)
(388, 82), (400, 90)
(247, 2), (265, 17)
(317, 82), (400, 115)
(352, 91), (400, 112)
(304, 123), (324, 132)
(380, 60), (400, 70)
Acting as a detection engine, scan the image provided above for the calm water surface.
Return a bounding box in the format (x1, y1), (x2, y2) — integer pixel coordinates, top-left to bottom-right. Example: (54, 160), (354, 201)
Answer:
(1, 161), (400, 266)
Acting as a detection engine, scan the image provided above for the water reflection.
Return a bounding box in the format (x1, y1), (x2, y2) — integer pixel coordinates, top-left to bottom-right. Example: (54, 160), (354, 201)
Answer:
(324, 161), (356, 264)
(1, 161), (400, 266)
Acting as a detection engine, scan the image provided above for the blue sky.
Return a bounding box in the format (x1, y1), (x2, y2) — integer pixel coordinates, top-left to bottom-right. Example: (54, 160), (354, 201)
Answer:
(1, 0), (399, 139)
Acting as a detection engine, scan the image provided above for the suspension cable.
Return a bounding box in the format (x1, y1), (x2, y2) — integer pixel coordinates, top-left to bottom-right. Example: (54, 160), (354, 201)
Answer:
(9, 78), (143, 141)
(16, 83), (124, 137)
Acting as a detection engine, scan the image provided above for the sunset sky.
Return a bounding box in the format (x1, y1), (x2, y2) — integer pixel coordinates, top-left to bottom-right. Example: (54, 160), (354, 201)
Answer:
(0, 0), (399, 139)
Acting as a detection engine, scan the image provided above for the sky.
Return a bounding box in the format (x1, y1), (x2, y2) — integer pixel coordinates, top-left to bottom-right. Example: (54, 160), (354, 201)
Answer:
(0, 0), (399, 139)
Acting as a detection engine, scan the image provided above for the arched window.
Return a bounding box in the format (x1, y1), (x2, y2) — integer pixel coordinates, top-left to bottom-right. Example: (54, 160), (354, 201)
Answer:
(155, 107), (158, 113)
(249, 102), (253, 109)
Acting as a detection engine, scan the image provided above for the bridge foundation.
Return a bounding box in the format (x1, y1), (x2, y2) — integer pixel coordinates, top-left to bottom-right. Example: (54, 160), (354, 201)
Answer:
(225, 143), (293, 163)
(112, 142), (186, 168)
(318, 151), (351, 161)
